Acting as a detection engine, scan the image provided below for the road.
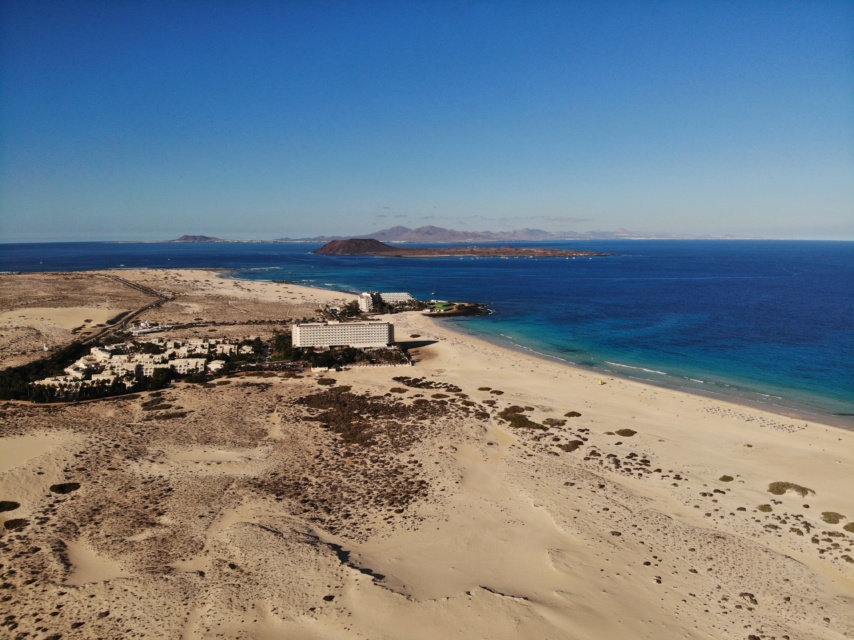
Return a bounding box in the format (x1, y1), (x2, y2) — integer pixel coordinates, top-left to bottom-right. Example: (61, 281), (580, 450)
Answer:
(82, 275), (172, 344)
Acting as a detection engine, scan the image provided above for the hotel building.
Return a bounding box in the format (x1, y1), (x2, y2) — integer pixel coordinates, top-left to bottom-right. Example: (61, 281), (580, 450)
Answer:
(358, 293), (374, 312)
(292, 321), (394, 348)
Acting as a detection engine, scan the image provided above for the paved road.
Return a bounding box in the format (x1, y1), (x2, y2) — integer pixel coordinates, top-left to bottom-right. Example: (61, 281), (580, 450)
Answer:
(82, 275), (171, 344)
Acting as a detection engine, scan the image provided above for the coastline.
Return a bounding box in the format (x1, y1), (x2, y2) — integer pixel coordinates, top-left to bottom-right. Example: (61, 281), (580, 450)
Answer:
(2, 267), (853, 638)
(394, 308), (851, 432)
(219, 268), (851, 431)
(2, 265), (848, 428)
(2, 240), (850, 426)
(434, 316), (854, 430)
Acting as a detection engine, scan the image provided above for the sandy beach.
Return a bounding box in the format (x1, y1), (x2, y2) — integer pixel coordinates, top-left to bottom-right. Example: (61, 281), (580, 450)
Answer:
(1, 269), (852, 639)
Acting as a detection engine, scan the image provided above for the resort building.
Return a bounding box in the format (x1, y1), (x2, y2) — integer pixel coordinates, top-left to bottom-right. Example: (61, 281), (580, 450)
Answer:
(172, 358), (206, 375)
(358, 291), (414, 312)
(90, 346), (113, 362)
(207, 360), (227, 373)
(292, 321), (394, 348)
(32, 337), (250, 389)
(137, 361), (170, 377)
(358, 293), (374, 313)
(130, 321), (173, 336)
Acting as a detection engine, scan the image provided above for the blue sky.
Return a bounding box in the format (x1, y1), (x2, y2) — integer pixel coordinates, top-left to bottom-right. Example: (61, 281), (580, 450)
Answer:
(1, 0), (852, 241)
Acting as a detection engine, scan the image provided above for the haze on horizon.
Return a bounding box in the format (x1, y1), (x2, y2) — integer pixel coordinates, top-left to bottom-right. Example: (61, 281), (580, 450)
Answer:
(1, 1), (852, 243)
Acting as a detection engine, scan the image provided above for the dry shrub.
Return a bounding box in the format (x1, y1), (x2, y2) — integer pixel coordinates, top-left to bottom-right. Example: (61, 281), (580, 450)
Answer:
(50, 483), (81, 494)
(392, 376), (461, 393)
(3, 518), (29, 531)
(142, 402), (173, 411)
(142, 411), (189, 421)
(767, 482), (814, 497)
(821, 512), (845, 524)
(497, 406), (547, 431)
(543, 418), (566, 427)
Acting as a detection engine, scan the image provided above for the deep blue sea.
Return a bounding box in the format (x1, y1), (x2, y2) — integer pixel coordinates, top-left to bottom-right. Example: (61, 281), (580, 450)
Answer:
(2, 240), (852, 424)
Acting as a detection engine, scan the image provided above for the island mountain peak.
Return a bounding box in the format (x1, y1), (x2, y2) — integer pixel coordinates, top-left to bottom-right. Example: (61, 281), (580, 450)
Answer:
(313, 238), (609, 258)
(169, 235), (225, 243)
(312, 239), (392, 255)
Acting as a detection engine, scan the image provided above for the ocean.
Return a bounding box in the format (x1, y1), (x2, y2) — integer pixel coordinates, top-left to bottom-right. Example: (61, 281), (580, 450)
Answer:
(2, 240), (852, 424)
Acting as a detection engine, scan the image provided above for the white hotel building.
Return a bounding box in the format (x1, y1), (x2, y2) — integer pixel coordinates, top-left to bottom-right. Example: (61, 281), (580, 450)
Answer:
(357, 291), (413, 313)
(292, 321), (394, 349)
(358, 293), (374, 313)
(379, 292), (413, 304)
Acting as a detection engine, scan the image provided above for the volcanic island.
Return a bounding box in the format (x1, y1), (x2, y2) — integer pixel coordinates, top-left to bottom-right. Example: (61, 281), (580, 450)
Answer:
(313, 238), (610, 258)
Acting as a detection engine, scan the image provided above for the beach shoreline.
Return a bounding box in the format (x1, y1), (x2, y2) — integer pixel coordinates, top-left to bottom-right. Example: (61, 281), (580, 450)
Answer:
(215, 267), (853, 431)
(3, 265), (849, 429)
(431, 315), (854, 431)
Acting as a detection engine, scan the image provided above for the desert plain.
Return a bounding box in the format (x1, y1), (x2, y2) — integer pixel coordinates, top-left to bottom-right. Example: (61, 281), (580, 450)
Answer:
(1, 269), (853, 639)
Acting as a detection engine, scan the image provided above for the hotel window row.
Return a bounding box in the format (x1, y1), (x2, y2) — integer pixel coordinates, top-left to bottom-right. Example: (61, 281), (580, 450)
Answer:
(292, 322), (394, 348)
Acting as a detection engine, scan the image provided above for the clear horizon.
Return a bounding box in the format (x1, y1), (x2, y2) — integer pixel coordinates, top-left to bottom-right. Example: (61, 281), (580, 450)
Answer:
(1, 1), (852, 243)
(4, 232), (854, 245)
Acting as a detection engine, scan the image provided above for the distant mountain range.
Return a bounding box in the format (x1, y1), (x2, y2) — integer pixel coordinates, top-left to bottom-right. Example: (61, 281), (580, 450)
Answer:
(364, 225), (561, 242)
(274, 225), (742, 243)
(166, 226), (746, 244)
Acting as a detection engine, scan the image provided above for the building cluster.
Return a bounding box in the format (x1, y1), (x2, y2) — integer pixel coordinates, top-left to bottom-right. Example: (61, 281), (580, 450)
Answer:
(129, 321), (173, 336)
(292, 321), (394, 349)
(34, 338), (253, 388)
(357, 291), (414, 313)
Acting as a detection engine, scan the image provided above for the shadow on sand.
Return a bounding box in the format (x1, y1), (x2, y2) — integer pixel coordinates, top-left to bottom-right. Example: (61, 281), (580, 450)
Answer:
(396, 339), (438, 351)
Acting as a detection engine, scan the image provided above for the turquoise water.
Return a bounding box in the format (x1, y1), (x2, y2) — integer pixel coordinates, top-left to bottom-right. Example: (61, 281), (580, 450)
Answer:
(2, 240), (852, 423)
